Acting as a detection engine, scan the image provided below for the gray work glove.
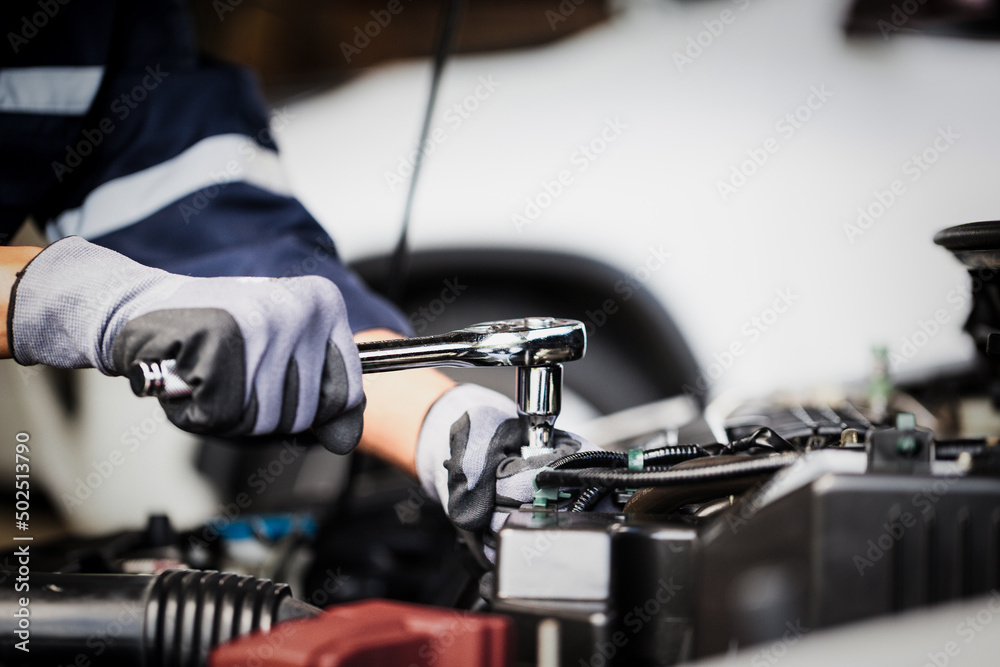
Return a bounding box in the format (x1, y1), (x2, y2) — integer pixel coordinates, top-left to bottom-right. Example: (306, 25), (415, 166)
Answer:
(416, 384), (596, 548)
(7, 236), (364, 453)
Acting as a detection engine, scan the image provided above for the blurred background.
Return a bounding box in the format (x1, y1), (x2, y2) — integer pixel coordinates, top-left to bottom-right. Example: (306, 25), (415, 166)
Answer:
(195, 0), (1000, 396)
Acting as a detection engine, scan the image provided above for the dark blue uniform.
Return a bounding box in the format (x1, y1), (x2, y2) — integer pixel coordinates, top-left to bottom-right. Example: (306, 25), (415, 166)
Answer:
(1, 0), (408, 334)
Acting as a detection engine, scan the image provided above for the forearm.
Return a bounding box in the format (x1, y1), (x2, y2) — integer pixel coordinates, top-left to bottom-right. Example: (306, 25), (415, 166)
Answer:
(353, 328), (456, 477)
(0, 246), (43, 358)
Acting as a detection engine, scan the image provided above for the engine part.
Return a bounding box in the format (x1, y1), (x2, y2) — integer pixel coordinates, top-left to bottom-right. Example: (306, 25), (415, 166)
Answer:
(695, 465), (1000, 658)
(867, 412), (935, 474)
(0, 570), (318, 667)
(493, 511), (697, 666)
(934, 221), (1000, 407)
(533, 452), (799, 489)
(210, 598), (513, 667)
(489, 429), (1000, 666)
(725, 402), (873, 449)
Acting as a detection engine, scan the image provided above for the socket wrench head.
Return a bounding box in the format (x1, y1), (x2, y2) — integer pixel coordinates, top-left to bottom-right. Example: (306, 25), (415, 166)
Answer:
(356, 317), (587, 458)
(454, 317), (586, 367)
(517, 365), (564, 458)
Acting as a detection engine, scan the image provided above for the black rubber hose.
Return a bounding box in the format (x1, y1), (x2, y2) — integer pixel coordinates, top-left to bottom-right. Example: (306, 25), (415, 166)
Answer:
(550, 450), (627, 469)
(0, 570), (319, 667)
(550, 445), (709, 471)
(571, 486), (608, 511)
(536, 453), (799, 489)
(643, 444), (710, 464)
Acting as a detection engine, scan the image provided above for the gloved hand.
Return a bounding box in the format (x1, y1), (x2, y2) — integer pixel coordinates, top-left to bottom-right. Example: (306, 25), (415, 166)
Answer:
(415, 383), (596, 556)
(7, 236), (364, 453)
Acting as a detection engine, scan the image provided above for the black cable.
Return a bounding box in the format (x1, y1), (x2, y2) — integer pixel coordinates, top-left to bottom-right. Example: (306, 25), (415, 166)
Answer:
(550, 450), (627, 469)
(548, 445), (709, 471)
(570, 486), (607, 512)
(643, 444), (710, 464)
(536, 453), (799, 489)
(387, 0), (465, 305)
(723, 427), (798, 454)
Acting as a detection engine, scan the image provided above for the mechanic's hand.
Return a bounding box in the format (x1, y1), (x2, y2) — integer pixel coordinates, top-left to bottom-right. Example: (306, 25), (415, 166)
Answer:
(7, 236), (364, 453)
(415, 384), (596, 549)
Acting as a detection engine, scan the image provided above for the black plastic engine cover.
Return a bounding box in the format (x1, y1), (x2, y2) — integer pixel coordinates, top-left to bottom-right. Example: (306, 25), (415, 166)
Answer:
(493, 511), (697, 666)
(694, 472), (1000, 658)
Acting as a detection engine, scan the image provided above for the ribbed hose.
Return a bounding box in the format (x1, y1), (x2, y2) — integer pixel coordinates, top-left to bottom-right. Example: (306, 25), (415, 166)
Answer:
(570, 486), (608, 512)
(550, 445), (709, 471)
(0, 570), (319, 667)
(550, 450), (627, 469)
(148, 569), (315, 667)
(643, 444), (710, 465)
(536, 453), (800, 489)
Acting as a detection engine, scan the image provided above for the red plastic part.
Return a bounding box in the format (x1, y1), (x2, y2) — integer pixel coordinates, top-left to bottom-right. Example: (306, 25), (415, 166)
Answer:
(208, 599), (514, 667)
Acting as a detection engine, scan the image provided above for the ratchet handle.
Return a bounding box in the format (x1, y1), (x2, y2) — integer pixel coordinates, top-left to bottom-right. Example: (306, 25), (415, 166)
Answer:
(129, 317), (587, 398)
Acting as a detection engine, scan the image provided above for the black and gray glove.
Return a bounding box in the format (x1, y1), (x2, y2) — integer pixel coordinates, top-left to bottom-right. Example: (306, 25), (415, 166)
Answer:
(7, 236), (364, 453)
(415, 384), (596, 544)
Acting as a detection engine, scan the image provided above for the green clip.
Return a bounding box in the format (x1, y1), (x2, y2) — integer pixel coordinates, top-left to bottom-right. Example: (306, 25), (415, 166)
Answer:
(895, 412), (916, 431)
(628, 449), (644, 472)
(896, 434), (917, 456)
(532, 467), (569, 508)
